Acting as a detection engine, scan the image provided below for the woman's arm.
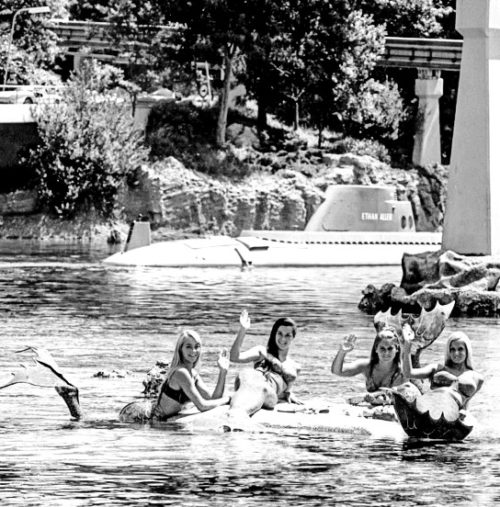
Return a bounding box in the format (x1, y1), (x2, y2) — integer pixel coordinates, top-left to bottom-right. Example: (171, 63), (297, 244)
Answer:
(457, 370), (484, 398)
(331, 334), (368, 377)
(401, 323), (438, 379)
(194, 349), (230, 400)
(174, 369), (230, 412)
(229, 310), (263, 363)
(212, 349), (229, 399)
(282, 361), (302, 404)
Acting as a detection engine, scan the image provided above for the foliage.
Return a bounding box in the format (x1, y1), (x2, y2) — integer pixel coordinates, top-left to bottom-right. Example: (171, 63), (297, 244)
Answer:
(342, 78), (406, 141)
(330, 137), (391, 164)
(359, 0), (456, 38)
(0, 0), (67, 83)
(21, 60), (149, 218)
(68, 0), (110, 21)
(160, 0), (260, 146)
(146, 100), (249, 177)
(268, 5), (386, 145)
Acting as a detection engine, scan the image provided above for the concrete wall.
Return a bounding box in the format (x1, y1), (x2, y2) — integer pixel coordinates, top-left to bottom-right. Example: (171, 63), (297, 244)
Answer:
(0, 105), (39, 169)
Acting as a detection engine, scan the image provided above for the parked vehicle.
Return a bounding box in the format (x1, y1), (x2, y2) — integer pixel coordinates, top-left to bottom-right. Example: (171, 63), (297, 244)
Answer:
(0, 86), (62, 105)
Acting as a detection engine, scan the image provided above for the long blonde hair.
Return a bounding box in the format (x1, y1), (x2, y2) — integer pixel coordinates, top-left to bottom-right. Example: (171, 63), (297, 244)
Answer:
(166, 329), (202, 381)
(444, 331), (474, 370)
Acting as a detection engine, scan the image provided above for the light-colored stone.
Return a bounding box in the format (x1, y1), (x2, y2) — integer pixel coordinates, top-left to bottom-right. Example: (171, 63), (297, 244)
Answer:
(412, 75), (443, 166)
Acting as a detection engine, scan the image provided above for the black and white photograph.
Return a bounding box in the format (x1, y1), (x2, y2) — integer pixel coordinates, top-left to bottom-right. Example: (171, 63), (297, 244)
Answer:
(0, 0), (498, 505)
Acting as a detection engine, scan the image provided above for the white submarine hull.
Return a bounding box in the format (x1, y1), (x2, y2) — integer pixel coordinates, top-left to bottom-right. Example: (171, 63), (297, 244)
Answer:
(103, 185), (442, 268)
(103, 230), (441, 267)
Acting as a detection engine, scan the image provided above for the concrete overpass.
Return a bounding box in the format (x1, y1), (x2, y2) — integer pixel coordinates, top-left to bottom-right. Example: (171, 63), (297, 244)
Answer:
(1, 21), (462, 168)
(47, 20), (463, 167)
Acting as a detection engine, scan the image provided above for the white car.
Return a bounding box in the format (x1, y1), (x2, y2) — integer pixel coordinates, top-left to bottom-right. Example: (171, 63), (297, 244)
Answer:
(0, 86), (61, 104)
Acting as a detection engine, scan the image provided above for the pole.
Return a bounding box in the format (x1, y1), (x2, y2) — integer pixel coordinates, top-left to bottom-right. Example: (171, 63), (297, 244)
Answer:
(3, 8), (24, 90)
(2, 6), (51, 90)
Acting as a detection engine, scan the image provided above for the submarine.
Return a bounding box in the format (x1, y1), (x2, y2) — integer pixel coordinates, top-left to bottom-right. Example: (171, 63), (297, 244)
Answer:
(103, 185), (441, 267)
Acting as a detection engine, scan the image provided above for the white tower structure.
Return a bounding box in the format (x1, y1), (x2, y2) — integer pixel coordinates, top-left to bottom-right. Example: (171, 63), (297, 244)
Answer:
(442, 0), (500, 255)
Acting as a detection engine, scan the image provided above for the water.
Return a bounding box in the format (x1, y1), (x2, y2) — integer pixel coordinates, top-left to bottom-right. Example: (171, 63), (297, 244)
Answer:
(0, 241), (499, 506)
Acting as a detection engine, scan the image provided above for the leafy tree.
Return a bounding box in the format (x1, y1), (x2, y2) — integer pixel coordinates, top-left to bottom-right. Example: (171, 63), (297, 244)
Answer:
(68, 0), (109, 21)
(260, 2), (385, 145)
(160, 0), (257, 147)
(22, 60), (149, 218)
(358, 0), (456, 38)
(0, 0), (68, 84)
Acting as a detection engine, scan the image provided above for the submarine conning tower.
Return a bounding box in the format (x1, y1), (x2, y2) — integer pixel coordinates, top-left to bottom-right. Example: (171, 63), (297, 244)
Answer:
(305, 185), (415, 233)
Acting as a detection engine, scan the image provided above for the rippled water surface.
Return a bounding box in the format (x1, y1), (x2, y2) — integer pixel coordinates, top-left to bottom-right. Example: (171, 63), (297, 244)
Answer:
(0, 241), (499, 506)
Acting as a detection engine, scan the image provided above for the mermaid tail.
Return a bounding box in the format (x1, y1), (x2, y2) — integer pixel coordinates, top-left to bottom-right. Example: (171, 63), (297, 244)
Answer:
(406, 301), (455, 355)
(392, 389), (473, 441)
(0, 346), (82, 420)
(374, 302), (455, 352)
(119, 400), (154, 423)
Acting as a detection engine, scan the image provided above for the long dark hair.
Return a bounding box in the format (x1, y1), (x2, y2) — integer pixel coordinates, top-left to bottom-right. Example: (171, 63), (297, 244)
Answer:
(368, 326), (402, 378)
(266, 317), (297, 358)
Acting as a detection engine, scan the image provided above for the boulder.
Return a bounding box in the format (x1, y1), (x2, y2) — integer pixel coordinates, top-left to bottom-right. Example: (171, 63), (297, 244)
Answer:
(360, 249), (500, 317)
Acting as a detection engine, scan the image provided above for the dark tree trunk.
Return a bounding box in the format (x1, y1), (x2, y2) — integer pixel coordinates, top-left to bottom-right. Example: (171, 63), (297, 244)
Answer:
(216, 45), (234, 147)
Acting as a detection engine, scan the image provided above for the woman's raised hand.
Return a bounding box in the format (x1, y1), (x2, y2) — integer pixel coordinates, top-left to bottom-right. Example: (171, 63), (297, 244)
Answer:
(217, 348), (230, 372)
(342, 334), (357, 352)
(239, 309), (251, 330)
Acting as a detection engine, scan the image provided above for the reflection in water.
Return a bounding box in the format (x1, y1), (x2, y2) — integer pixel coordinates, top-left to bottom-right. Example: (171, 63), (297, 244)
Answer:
(0, 243), (498, 505)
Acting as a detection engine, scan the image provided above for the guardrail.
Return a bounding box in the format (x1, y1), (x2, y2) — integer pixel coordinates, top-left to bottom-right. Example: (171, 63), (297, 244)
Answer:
(50, 21), (463, 71)
(382, 37), (462, 71)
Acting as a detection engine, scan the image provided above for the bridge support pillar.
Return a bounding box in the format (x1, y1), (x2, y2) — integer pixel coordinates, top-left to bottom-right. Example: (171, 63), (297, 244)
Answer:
(443, 0), (500, 255)
(412, 69), (443, 167)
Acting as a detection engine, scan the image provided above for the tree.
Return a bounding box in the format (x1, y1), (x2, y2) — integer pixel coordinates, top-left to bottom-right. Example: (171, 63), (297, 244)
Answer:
(358, 0), (456, 38)
(22, 60), (149, 218)
(254, 1), (385, 144)
(0, 0), (67, 84)
(160, 0), (257, 147)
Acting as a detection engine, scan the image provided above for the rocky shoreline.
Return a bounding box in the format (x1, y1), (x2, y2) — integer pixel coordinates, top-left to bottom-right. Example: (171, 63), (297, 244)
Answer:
(359, 250), (500, 317)
(11, 152), (497, 317)
(0, 152), (447, 248)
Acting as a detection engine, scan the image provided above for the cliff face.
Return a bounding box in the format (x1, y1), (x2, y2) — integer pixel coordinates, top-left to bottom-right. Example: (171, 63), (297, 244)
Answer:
(0, 154), (447, 244)
(119, 154), (447, 241)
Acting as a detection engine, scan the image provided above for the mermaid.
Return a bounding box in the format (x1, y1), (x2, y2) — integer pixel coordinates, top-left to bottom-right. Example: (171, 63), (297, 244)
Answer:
(331, 326), (407, 406)
(226, 309), (301, 423)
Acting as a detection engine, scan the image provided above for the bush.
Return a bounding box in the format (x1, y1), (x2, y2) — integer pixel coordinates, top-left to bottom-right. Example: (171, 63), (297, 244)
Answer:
(343, 78), (406, 142)
(22, 61), (149, 218)
(331, 137), (391, 164)
(146, 101), (250, 177)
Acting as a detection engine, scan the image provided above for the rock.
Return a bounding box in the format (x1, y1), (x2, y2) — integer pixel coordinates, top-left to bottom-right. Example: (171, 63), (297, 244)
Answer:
(361, 249), (500, 317)
(322, 153), (341, 165)
(401, 250), (443, 293)
(226, 123), (260, 149)
(0, 190), (37, 215)
(358, 282), (396, 315)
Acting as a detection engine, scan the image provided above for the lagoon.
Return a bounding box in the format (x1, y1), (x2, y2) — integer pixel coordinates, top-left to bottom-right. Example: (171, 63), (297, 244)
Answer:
(0, 242), (499, 506)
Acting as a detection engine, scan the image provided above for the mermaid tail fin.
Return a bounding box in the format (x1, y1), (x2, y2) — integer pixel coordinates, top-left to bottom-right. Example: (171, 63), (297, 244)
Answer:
(374, 301), (455, 355)
(408, 301), (455, 354)
(15, 346), (76, 388)
(373, 308), (404, 333)
(5, 346), (83, 420)
(392, 389), (473, 441)
(0, 362), (55, 390)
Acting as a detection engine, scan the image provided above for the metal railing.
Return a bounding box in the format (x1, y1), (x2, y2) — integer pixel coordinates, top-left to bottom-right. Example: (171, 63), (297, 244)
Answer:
(382, 37), (462, 71)
(50, 20), (464, 72)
